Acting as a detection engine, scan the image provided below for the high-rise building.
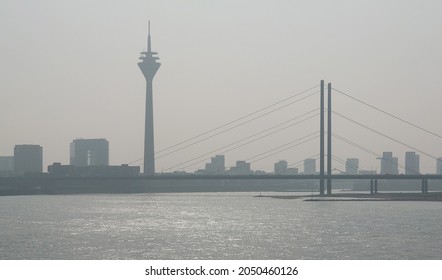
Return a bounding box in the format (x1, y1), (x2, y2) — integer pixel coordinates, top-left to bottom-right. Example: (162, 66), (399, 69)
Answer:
(14, 145), (43, 175)
(304, 158), (316, 175)
(70, 139), (109, 167)
(437, 158), (442, 175)
(379, 152), (398, 175)
(229, 161), (251, 175)
(345, 158), (359, 175)
(204, 155), (225, 175)
(274, 160), (288, 174)
(138, 21), (161, 175)
(405, 151), (420, 175)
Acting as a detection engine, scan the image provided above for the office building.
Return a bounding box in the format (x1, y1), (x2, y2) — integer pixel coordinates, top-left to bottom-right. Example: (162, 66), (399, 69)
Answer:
(138, 21), (161, 175)
(70, 139), (109, 166)
(229, 161), (251, 175)
(304, 158), (316, 175)
(14, 145), (43, 175)
(274, 160), (288, 174)
(345, 158), (359, 175)
(204, 155), (225, 175)
(405, 151), (420, 175)
(379, 152), (398, 175)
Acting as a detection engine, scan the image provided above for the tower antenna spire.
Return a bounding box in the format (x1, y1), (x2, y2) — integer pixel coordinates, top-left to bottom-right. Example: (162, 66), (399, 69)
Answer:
(147, 20), (151, 52)
(138, 21), (160, 175)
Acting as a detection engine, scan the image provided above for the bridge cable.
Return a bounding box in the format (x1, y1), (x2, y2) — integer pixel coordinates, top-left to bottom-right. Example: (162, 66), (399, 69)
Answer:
(332, 131), (421, 174)
(163, 109), (319, 172)
(287, 154), (320, 170)
(154, 84), (319, 153)
(244, 134), (320, 165)
(217, 134), (320, 175)
(155, 96), (318, 161)
(175, 131), (319, 173)
(333, 87), (442, 140)
(331, 155), (373, 175)
(333, 111), (438, 161)
(128, 86), (319, 165)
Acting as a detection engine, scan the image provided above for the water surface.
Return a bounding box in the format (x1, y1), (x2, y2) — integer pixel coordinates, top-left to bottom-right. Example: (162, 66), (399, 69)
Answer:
(0, 193), (441, 259)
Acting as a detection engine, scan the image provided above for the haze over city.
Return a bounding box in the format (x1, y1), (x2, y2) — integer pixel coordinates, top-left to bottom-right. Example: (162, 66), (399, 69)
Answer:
(1, 0), (442, 174)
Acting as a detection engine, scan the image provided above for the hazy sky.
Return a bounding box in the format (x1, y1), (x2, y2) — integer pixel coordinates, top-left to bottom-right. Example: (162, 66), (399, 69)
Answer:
(1, 0), (442, 173)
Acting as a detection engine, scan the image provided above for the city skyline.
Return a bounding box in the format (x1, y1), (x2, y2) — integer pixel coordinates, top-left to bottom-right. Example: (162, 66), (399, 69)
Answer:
(1, 1), (442, 174)
(3, 141), (439, 175)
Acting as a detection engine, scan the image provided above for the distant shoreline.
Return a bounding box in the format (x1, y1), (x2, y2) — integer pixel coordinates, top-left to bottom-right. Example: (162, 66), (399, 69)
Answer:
(259, 192), (442, 202)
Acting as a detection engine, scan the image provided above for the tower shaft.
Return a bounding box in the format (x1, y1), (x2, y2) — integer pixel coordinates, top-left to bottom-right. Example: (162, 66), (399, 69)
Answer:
(144, 78), (155, 175)
(138, 21), (160, 175)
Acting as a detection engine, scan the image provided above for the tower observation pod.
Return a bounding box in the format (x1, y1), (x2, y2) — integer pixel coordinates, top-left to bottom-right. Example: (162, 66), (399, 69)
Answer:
(138, 21), (161, 175)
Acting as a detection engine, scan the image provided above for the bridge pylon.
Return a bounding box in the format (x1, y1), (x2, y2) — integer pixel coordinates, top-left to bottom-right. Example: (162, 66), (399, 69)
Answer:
(327, 82), (332, 195)
(320, 80), (325, 195)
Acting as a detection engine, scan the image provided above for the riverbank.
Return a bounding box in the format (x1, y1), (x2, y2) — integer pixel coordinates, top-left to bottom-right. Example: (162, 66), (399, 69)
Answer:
(261, 192), (442, 202)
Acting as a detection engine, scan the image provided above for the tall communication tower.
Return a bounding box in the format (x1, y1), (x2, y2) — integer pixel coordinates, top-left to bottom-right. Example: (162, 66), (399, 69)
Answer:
(138, 21), (161, 175)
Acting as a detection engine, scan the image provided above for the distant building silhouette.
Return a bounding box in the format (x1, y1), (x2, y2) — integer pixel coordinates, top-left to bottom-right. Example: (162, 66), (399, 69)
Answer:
(405, 151), (420, 175)
(0, 156), (14, 176)
(303, 158), (316, 175)
(253, 170), (267, 175)
(437, 158), (442, 175)
(345, 158), (359, 175)
(359, 170), (377, 175)
(379, 152), (398, 175)
(138, 21), (161, 176)
(70, 139), (109, 167)
(273, 160), (298, 175)
(204, 155), (225, 175)
(229, 161), (251, 175)
(14, 144), (43, 175)
(274, 160), (288, 174)
(285, 168), (299, 175)
(48, 162), (139, 177)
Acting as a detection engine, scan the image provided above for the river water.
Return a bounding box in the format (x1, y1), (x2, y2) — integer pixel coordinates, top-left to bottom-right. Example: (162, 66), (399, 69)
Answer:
(0, 192), (441, 259)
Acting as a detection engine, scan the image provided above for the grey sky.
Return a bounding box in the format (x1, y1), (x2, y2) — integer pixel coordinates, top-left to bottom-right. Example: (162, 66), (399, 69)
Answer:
(1, 0), (442, 173)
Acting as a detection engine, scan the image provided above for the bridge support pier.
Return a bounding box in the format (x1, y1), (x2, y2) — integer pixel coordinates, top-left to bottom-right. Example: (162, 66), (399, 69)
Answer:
(374, 179), (378, 194)
(370, 179), (374, 194)
(421, 178), (429, 194)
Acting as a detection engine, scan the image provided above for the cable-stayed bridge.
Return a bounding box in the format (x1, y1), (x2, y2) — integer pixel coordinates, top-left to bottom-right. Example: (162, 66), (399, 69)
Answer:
(128, 80), (442, 195)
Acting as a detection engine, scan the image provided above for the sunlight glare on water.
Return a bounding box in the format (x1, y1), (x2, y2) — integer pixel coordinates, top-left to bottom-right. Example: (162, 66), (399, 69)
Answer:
(0, 193), (441, 259)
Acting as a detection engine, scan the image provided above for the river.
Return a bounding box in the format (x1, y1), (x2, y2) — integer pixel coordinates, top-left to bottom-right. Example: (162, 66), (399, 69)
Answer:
(0, 192), (441, 259)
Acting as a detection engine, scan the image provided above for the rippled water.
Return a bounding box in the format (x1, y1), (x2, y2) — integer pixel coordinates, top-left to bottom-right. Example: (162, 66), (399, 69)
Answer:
(0, 192), (441, 259)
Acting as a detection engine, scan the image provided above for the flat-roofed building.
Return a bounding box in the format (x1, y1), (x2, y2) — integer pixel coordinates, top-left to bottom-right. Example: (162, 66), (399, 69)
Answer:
(274, 160), (288, 175)
(14, 144), (43, 175)
(229, 161), (251, 175)
(345, 158), (359, 175)
(304, 158), (316, 175)
(204, 155), (225, 175)
(379, 152), (398, 175)
(405, 151), (420, 175)
(70, 138), (109, 167)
